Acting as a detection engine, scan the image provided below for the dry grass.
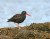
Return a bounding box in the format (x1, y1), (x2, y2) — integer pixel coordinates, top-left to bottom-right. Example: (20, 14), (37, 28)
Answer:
(0, 22), (50, 39)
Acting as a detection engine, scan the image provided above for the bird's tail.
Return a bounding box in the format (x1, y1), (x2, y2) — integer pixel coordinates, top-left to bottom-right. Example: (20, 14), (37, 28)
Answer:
(7, 20), (9, 22)
(7, 19), (10, 22)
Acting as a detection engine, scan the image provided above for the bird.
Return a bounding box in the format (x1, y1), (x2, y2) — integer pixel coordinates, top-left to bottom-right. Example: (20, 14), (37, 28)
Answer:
(7, 11), (31, 29)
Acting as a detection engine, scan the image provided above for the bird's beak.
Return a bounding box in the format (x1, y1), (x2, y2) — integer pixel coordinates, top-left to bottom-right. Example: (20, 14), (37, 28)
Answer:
(26, 13), (31, 16)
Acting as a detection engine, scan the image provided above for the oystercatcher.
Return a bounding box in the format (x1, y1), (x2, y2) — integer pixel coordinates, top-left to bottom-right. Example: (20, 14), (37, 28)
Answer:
(7, 11), (31, 29)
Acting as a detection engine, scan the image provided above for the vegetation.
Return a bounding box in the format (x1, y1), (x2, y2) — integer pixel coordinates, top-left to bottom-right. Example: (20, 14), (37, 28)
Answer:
(0, 22), (50, 39)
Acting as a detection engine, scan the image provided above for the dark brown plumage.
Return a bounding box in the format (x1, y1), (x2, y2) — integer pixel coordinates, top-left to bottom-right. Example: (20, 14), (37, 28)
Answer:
(7, 11), (31, 29)
(7, 11), (27, 23)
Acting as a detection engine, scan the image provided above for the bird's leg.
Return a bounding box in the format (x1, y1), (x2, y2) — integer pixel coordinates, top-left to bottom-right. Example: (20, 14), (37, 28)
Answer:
(17, 23), (19, 29)
(17, 23), (21, 29)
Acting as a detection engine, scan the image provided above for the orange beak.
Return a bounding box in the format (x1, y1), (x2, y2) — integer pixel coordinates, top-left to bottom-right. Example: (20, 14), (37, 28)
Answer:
(26, 13), (31, 16)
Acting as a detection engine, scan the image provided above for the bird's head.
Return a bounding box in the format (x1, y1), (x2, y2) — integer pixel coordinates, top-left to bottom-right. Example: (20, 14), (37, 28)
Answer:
(21, 11), (31, 16)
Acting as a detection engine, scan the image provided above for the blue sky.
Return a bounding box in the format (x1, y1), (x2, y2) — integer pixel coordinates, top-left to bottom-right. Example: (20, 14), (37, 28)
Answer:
(0, 0), (50, 28)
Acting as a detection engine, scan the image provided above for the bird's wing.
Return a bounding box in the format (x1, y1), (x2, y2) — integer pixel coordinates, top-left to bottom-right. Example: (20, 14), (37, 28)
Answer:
(11, 14), (22, 20)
